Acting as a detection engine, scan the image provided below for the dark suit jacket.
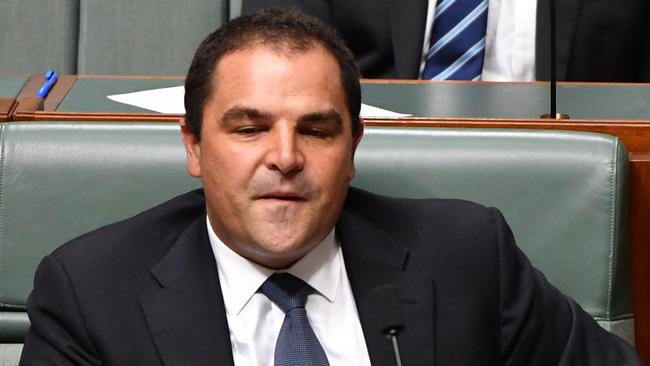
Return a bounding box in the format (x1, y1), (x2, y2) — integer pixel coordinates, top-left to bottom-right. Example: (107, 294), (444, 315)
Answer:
(242, 0), (650, 82)
(20, 188), (641, 365)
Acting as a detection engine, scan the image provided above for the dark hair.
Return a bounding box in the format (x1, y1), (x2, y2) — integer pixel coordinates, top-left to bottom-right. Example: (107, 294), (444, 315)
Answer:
(184, 7), (361, 140)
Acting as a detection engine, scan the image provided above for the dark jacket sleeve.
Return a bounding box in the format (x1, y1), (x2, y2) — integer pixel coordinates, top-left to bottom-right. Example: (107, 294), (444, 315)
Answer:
(490, 208), (644, 365)
(19, 255), (101, 366)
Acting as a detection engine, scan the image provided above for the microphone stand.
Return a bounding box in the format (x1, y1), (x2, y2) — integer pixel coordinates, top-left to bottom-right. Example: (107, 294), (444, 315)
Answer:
(387, 328), (403, 366)
(541, 0), (570, 119)
(369, 284), (405, 366)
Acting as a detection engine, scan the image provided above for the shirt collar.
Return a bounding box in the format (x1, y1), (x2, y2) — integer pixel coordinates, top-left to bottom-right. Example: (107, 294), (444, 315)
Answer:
(207, 217), (341, 315)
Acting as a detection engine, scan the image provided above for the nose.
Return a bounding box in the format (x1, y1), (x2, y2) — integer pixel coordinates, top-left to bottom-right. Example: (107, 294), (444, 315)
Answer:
(264, 126), (305, 176)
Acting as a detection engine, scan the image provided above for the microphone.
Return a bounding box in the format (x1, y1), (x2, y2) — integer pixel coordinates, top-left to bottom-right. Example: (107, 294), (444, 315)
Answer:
(369, 284), (405, 366)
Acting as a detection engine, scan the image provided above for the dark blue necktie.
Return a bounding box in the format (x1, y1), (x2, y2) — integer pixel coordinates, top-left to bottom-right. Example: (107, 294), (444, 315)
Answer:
(422, 0), (489, 80)
(261, 273), (329, 366)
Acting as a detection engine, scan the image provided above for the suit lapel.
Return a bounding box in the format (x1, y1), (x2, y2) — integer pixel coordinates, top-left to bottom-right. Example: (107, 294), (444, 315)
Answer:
(389, 0), (429, 78)
(536, 0), (584, 80)
(338, 207), (436, 366)
(139, 216), (235, 366)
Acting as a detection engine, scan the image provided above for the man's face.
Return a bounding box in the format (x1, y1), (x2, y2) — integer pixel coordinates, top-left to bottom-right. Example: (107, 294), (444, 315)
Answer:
(181, 44), (363, 269)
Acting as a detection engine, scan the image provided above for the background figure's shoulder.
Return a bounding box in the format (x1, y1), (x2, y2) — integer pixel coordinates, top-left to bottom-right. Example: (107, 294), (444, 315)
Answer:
(50, 189), (206, 266)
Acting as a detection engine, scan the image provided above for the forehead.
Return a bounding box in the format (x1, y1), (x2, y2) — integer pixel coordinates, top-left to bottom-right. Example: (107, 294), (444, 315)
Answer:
(209, 44), (345, 103)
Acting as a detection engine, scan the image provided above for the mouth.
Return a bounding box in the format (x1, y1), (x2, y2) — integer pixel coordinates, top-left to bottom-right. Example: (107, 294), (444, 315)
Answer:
(257, 192), (307, 202)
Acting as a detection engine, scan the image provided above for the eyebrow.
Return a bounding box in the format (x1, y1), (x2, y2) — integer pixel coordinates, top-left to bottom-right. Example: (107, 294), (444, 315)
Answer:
(220, 106), (343, 126)
(221, 107), (272, 125)
(298, 110), (343, 126)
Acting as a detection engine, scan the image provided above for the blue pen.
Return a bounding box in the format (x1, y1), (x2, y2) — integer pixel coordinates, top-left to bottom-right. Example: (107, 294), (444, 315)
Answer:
(36, 70), (58, 98)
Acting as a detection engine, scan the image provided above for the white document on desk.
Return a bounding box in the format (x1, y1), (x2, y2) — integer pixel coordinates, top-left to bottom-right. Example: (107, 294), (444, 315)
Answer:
(107, 86), (411, 118)
(108, 86), (186, 114)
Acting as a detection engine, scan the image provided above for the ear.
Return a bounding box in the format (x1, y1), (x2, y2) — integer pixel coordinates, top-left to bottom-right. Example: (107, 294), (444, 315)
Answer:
(179, 118), (202, 178)
(347, 121), (364, 181)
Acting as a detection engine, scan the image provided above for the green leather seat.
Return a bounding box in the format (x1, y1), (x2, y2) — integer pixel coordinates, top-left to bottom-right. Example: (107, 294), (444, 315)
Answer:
(0, 122), (633, 362)
(77, 0), (228, 75)
(0, 122), (200, 359)
(0, 0), (79, 74)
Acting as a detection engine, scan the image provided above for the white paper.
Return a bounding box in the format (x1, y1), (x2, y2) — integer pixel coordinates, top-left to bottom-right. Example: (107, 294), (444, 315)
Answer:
(359, 103), (411, 118)
(107, 86), (186, 114)
(107, 86), (411, 118)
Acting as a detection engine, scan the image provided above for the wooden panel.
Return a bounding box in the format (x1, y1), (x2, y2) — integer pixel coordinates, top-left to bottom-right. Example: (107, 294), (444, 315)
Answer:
(0, 98), (16, 122)
(629, 154), (650, 362)
(15, 111), (182, 122)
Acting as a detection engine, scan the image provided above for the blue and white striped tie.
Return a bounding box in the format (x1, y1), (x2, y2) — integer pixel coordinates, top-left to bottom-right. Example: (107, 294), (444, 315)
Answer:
(422, 0), (489, 81)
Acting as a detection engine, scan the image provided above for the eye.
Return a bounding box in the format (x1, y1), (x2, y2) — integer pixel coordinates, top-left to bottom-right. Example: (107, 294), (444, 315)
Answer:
(235, 126), (263, 135)
(302, 128), (329, 138)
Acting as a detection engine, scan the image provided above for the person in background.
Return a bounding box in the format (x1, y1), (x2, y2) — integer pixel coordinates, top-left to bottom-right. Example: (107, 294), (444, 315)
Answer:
(243, 0), (650, 82)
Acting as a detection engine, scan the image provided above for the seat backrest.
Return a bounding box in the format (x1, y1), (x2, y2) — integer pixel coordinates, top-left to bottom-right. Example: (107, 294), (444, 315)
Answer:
(352, 127), (632, 342)
(0, 123), (633, 349)
(76, 0), (228, 75)
(0, 122), (199, 320)
(0, 0), (79, 74)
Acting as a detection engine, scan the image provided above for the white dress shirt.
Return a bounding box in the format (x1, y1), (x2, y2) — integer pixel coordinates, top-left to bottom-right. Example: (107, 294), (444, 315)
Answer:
(420, 0), (537, 81)
(207, 217), (372, 366)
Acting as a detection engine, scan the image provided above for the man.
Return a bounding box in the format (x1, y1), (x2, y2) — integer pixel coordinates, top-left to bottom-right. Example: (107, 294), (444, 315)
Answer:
(20, 8), (642, 366)
(242, 0), (650, 82)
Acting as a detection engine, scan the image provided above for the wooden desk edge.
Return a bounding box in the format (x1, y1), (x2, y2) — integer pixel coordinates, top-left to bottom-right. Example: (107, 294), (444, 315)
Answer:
(14, 111), (183, 122)
(15, 75), (77, 113)
(628, 157), (650, 362)
(0, 98), (16, 122)
(13, 112), (650, 126)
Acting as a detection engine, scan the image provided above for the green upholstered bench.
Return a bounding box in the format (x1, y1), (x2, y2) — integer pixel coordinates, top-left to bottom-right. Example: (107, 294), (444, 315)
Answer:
(0, 122), (632, 361)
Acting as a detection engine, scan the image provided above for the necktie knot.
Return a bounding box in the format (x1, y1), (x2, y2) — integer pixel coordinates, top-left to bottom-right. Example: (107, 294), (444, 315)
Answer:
(261, 272), (313, 313)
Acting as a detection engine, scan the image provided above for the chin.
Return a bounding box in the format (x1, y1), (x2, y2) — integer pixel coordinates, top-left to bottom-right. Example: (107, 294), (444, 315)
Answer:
(250, 245), (308, 269)
(253, 233), (314, 259)
(260, 237), (310, 256)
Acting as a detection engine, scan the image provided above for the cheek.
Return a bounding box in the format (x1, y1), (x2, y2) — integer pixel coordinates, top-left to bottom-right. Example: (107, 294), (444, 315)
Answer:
(205, 159), (250, 192)
(199, 146), (246, 194)
(200, 139), (254, 176)
(315, 150), (356, 189)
